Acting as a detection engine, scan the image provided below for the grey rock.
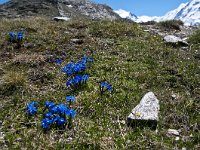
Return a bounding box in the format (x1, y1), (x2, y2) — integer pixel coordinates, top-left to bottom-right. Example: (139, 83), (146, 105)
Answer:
(70, 38), (84, 44)
(127, 92), (160, 129)
(164, 35), (188, 46)
(167, 129), (180, 136)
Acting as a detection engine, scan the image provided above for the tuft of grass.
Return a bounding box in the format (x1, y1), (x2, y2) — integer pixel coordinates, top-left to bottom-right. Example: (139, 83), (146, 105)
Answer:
(0, 71), (27, 96)
(139, 21), (157, 25)
(157, 20), (184, 31)
(188, 29), (200, 44)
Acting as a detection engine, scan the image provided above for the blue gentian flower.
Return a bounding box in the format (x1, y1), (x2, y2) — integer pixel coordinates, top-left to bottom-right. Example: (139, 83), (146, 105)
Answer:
(42, 118), (52, 129)
(27, 106), (37, 116)
(62, 62), (74, 76)
(55, 58), (62, 65)
(50, 105), (59, 114)
(66, 96), (75, 103)
(44, 112), (53, 118)
(73, 75), (82, 85)
(57, 104), (68, 115)
(26, 101), (38, 116)
(44, 101), (55, 109)
(100, 81), (112, 93)
(29, 101), (39, 107)
(66, 109), (77, 118)
(57, 117), (66, 126)
(9, 32), (16, 42)
(66, 74), (89, 87)
(66, 78), (73, 87)
(17, 32), (23, 42)
(52, 115), (61, 123)
(82, 74), (89, 82)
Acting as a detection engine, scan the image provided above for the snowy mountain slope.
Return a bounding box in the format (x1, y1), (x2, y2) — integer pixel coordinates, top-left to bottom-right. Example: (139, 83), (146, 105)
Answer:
(114, 0), (200, 26)
(114, 9), (137, 20)
(161, 3), (188, 21)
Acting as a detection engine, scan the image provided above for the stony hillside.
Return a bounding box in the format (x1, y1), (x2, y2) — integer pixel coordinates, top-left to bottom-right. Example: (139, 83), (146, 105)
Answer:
(0, 0), (120, 20)
(0, 17), (199, 149)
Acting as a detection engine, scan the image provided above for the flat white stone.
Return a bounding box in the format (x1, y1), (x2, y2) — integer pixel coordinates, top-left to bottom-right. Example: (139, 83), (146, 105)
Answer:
(164, 35), (182, 43)
(164, 35), (188, 45)
(167, 129), (180, 136)
(128, 92), (160, 121)
(53, 17), (71, 21)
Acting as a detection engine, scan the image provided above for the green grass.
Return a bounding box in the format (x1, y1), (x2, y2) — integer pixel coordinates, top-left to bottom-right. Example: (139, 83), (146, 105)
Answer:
(0, 17), (199, 149)
(157, 20), (184, 31)
(188, 29), (200, 44)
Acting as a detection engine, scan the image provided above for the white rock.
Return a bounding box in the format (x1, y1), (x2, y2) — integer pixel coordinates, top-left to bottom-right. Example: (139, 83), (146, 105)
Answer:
(171, 94), (177, 100)
(167, 129), (180, 136)
(53, 17), (71, 21)
(67, 5), (73, 8)
(175, 137), (180, 141)
(164, 35), (188, 46)
(127, 92), (160, 128)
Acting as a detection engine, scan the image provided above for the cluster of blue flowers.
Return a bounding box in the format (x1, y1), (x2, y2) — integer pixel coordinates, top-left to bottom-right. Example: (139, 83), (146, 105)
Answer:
(26, 96), (77, 130)
(66, 74), (89, 87)
(62, 56), (93, 76)
(62, 56), (93, 89)
(8, 32), (24, 42)
(25, 52), (113, 131)
(42, 100), (77, 129)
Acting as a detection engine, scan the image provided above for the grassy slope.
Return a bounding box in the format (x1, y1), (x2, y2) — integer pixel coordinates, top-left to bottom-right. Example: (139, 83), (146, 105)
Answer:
(0, 17), (199, 149)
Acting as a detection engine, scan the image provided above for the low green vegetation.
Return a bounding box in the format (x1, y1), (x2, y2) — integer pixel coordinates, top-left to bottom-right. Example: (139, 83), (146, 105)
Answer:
(0, 17), (199, 149)
(188, 29), (200, 44)
(157, 20), (184, 30)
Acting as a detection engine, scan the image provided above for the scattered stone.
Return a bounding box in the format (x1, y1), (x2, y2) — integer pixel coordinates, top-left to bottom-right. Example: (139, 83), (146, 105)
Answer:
(127, 92), (160, 129)
(53, 17), (71, 22)
(175, 137), (180, 141)
(167, 129), (180, 136)
(0, 132), (5, 140)
(126, 140), (131, 144)
(171, 94), (177, 100)
(24, 43), (34, 49)
(181, 47), (188, 51)
(182, 147), (187, 150)
(70, 39), (84, 44)
(164, 35), (188, 46)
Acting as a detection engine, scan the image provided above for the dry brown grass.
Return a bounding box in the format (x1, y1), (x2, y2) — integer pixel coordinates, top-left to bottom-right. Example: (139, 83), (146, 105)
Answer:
(12, 53), (45, 64)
